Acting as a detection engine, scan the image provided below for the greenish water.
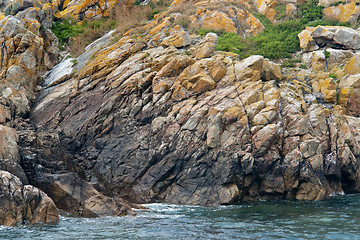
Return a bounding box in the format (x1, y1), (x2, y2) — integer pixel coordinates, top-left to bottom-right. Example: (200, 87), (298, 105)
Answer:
(1, 194), (360, 239)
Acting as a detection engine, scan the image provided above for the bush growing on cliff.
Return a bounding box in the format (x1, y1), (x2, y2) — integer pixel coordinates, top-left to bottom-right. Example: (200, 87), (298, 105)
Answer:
(252, 19), (302, 58)
(198, 19), (302, 59)
(52, 0), (169, 55)
(51, 19), (84, 49)
(196, 0), (350, 60)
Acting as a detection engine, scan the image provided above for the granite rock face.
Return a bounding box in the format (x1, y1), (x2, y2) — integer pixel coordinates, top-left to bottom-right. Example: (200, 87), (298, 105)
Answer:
(30, 20), (360, 204)
(3, 0), (360, 224)
(0, 170), (59, 226)
(298, 26), (360, 52)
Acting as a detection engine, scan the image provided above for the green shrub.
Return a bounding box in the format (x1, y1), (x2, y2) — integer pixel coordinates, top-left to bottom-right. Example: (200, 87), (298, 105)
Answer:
(274, 4), (287, 20)
(324, 50), (330, 59)
(216, 32), (247, 57)
(329, 73), (337, 79)
(252, 19), (302, 59)
(300, 0), (324, 24)
(299, 64), (307, 69)
(330, 1), (346, 6)
(282, 58), (302, 68)
(51, 19), (84, 48)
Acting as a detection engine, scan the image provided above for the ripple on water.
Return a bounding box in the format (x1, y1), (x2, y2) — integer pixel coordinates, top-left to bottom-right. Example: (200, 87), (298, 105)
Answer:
(1, 195), (360, 239)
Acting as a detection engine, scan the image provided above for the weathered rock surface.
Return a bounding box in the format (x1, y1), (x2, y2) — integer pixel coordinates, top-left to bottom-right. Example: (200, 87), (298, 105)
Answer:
(0, 125), (27, 183)
(0, 170), (59, 226)
(0, 8), (59, 123)
(29, 20), (360, 205)
(3, 0), (360, 222)
(298, 26), (360, 52)
(323, 2), (360, 23)
(12, 121), (135, 218)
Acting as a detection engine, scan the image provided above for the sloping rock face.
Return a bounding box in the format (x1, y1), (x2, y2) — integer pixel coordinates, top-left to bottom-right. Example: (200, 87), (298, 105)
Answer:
(0, 2), (136, 222)
(0, 170), (59, 226)
(31, 22), (360, 205)
(11, 120), (135, 217)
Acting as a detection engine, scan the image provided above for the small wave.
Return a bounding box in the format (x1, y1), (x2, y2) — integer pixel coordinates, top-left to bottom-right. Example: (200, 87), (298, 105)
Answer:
(142, 203), (184, 212)
(330, 191), (345, 197)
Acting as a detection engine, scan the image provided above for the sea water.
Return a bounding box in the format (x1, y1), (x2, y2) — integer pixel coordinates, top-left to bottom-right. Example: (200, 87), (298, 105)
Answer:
(1, 194), (360, 240)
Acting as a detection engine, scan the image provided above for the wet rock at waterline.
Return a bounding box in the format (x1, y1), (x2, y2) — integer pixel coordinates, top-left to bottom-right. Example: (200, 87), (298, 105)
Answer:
(0, 170), (59, 226)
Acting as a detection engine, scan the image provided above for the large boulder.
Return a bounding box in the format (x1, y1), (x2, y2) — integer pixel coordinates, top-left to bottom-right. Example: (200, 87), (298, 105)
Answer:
(298, 26), (360, 51)
(0, 170), (59, 226)
(35, 172), (135, 217)
(14, 124), (135, 217)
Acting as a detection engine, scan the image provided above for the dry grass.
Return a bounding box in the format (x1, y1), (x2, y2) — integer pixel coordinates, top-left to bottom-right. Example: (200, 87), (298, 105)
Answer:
(112, 4), (154, 35)
(67, 0), (170, 56)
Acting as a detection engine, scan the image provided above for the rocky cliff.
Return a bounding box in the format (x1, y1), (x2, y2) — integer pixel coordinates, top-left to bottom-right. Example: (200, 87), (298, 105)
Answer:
(1, 0), (360, 225)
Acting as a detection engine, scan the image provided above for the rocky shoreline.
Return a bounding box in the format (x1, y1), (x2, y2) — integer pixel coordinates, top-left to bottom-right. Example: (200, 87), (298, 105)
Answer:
(1, 0), (360, 226)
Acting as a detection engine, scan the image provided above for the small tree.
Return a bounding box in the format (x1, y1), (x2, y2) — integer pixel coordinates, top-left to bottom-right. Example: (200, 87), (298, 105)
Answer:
(324, 50), (330, 71)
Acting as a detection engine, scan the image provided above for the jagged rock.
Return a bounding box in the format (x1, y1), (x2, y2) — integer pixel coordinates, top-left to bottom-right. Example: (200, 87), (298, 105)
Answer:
(15, 126), (135, 217)
(36, 172), (134, 217)
(298, 27), (319, 52)
(235, 55), (281, 81)
(0, 170), (59, 226)
(299, 26), (360, 51)
(286, 3), (297, 18)
(84, 195), (135, 217)
(2, 0), (360, 210)
(0, 125), (27, 183)
(201, 10), (237, 33)
(338, 74), (360, 116)
(301, 48), (353, 71)
(59, 0), (125, 20)
(344, 52), (360, 75)
(192, 7), (264, 36)
(0, 11), (59, 122)
(161, 25), (191, 48)
(193, 32), (217, 59)
(254, 0), (277, 22)
(31, 23), (356, 204)
(323, 2), (360, 23)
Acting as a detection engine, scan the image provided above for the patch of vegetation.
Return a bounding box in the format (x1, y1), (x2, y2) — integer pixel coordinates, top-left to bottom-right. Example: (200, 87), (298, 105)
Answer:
(252, 19), (302, 58)
(300, 0), (324, 24)
(323, 50), (330, 59)
(274, 4), (287, 20)
(52, 0), (170, 56)
(330, 1), (346, 6)
(216, 33), (248, 57)
(281, 58), (302, 68)
(299, 64), (307, 69)
(329, 73), (337, 79)
(196, 0), (351, 60)
(51, 19), (84, 49)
